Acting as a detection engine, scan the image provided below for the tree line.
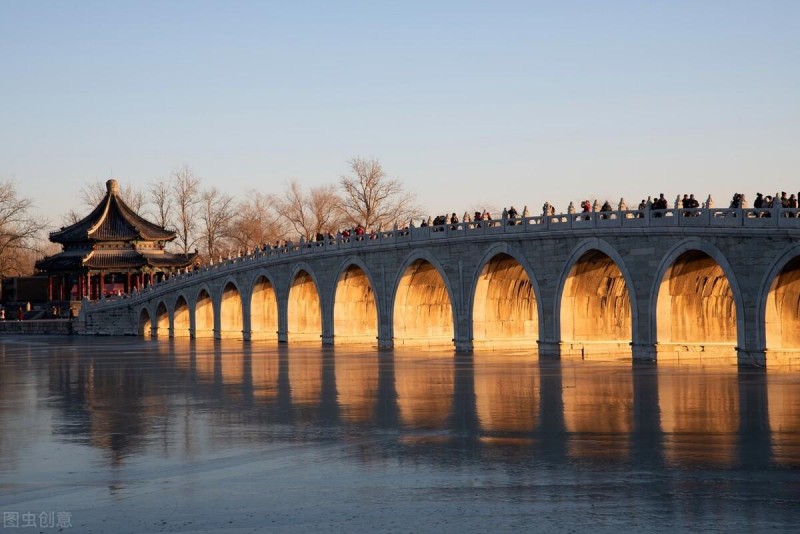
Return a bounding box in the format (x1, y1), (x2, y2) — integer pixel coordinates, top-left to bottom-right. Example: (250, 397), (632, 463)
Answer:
(0, 157), (421, 276)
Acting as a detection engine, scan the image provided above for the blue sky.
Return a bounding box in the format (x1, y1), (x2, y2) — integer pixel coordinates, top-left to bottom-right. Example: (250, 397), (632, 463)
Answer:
(2, 1), (798, 224)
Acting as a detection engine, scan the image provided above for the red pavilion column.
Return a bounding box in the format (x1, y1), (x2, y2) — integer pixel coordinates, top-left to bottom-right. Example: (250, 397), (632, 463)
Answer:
(48, 276), (53, 301)
(100, 274), (105, 298)
(77, 274), (83, 300)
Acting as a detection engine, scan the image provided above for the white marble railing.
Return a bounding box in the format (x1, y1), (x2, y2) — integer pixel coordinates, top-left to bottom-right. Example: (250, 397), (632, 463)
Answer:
(86, 206), (800, 310)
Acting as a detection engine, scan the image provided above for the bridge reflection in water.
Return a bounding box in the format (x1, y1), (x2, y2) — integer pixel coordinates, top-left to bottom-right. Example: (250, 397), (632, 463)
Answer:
(3, 336), (798, 530)
(28, 338), (798, 470)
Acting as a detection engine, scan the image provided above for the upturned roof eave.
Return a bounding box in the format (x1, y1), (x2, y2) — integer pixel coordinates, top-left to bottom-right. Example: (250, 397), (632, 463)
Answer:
(49, 184), (177, 243)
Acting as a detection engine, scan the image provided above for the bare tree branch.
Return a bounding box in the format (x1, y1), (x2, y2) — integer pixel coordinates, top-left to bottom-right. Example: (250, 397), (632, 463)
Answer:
(275, 180), (345, 240)
(78, 179), (145, 213)
(170, 165), (202, 256)
(199, 187), (236, 259)
(0, 180), (50, 276)
(228, 191), (288, 250)
(146, 179), (173, 230)
(339, 157), (421, 230)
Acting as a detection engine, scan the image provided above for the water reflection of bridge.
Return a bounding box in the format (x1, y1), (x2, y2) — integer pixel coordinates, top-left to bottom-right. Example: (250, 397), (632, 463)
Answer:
(82, 207), (800, 368)
(150, 344), (800, 466)
(0, 335), (788, 532)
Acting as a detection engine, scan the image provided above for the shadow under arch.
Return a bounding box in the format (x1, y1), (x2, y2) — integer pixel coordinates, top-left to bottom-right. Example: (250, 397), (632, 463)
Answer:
(154, 301), (169, 338)
(249, 271), (279, 342)
(332, 256), (380, 346)
(759, 243), (800, 360)
(193, 284), (215, 339)
(219, 278), (244, 340)
(391, 249), (457, 349)
(287, 263), (322, 343)
(173, 293), (191, 338)
(649, 238), (744, 362)
(469, 243), (543, 351)
(555, 238), (637, 359)
(138, 307), (152, 337)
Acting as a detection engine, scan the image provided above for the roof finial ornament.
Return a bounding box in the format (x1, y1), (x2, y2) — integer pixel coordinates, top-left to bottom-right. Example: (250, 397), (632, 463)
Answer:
(106, 179), (119, 194)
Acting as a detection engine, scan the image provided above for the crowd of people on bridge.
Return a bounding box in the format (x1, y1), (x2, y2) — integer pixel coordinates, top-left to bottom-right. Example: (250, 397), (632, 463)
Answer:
(139, 188), (800, 294)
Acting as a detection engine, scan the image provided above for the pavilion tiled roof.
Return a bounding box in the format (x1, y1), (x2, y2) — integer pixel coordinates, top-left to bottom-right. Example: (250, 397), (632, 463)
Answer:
(34, 250), (88, 271)
(35, 248), (196, 272)
(49, 179), (176, 244)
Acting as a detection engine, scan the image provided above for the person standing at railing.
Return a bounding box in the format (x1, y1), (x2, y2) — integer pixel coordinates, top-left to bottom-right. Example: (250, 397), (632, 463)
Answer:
(450, 213), (459, 230)
(754, 193), (765, 218)
(688, 194), (700, 216)
(507, 206), (518, 225)
(653, 194), (668, 217)
(580, 200), (591, 220)
(599, 201), (612, 219)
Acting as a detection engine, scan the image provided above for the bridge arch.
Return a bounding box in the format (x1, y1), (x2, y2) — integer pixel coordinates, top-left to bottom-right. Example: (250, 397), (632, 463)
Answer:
(154, 301), (169, 338)
(287, 264), (322, 343)
(249, 271), (279, 342)
(760, 244), (800, 356)
(173, 293), (191, 338)
(392, 251), (457, 348)
(219, 278), (244, 339)
(556, 238), (637, 358)
(651, 239), (744, 360)
(332, 257), (380, 345)
(469, 244), (542, 350)
(192, 284), (215, 339)
(138, 307), (152, 337)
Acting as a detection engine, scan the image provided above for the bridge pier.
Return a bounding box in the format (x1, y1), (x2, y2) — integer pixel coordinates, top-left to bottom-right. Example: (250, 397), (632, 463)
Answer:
(454, 338), (473, 353)
(737, 348), (767, 368)
(378, 335), (394, 349)
(537, 341), (561, 359)
(321, 335), (334, 345)
(631, 343), (658, 362)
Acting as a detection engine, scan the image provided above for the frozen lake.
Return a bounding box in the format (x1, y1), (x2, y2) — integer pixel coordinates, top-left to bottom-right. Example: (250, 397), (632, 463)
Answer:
(0, 337), (798, 532)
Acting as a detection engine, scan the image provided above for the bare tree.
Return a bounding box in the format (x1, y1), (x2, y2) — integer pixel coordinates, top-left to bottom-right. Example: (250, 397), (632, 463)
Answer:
(78, 180), (107, 208)
(0, 180), (49, 276)
(61, 209), (85, 226)
(276, 180), (344, 241)
(171, 165), (202, 256)
(228, 191), (287, 250)
(78, 179), (146, 213)
(147, 180), (173, 230)
(309, 183), (345, 237)
(339, 157), (420, 230)
(199, 187), (236, 259)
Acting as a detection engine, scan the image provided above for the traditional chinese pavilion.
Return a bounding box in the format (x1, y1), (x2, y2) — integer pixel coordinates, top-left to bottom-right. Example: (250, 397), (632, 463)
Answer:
(35, 179), (196, 301)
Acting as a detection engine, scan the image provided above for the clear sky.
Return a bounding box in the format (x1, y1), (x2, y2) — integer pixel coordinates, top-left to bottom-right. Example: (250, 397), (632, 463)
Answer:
(2, 1), (798, 226)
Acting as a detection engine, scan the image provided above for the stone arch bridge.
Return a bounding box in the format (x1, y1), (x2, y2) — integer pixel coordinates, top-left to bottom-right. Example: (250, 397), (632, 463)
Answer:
(79, 206), (800, 367)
